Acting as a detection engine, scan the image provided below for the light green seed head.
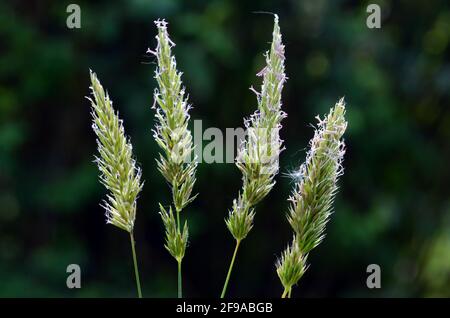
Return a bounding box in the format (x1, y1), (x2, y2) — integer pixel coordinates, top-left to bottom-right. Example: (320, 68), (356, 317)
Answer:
(287, 98), (347, 254)
(276, 236), (308, 291)
(159, 204), (188, 262)
(227, 14), (287, 241)
(88, 70), (143, 233)
(150, 19), (197, 261)
(150, 19), (197, 214)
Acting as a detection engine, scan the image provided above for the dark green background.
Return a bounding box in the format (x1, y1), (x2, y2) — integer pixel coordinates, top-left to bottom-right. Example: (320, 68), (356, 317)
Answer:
(0, 0), (449, 297)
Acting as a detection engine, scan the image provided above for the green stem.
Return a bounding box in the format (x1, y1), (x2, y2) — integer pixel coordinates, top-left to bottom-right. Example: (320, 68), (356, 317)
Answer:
(177, 259), (182, 298)
(129, 231), (142, 298)
(288, 288), (292, 298)
(220, 239), (241, 298)
(281, 287), (290, 298)
(176, 208), (183, 298)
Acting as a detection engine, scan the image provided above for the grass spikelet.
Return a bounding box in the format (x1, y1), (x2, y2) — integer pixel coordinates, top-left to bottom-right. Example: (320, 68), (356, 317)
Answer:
(276, 98), (347, 297)
(276, 236), (307, 298)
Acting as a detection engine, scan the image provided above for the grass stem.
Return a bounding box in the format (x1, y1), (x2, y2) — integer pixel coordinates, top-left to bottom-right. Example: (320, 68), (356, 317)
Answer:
(129, 232), (142, 298)
(281, 287), (290, 298)
(220, 239), (241, 298)
(176, 209), (183, 298)
(178, 259), (182, 298)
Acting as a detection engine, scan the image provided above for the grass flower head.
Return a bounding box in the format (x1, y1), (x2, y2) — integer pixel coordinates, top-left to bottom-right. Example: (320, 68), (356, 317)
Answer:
(88, 69), (144, 297)
(226, 14), (287, 242)
(276, 98), (347, 297)
(149, 19), (197, 298)
(88, 70), (143, 233)
(221, 15), (287, 298)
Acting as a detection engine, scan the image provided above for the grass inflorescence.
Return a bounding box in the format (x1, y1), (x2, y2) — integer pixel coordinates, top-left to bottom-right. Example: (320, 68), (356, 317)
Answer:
(276, 99), (347, 297)
(88, 70), (144, 298)
(148, 19), (198, 298)
(221, 14), (287, 298)
(87, 15), (349, 299)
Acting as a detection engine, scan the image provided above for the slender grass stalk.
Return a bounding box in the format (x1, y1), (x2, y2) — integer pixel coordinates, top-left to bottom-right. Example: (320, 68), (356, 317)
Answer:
(176, 208), (182, 298)
(177, 260), (182, 298)
(149, 19), (197, 298)
(222, 14), (287, 297)
(220, 239), (241, 298)
(88, 70), (144, 298)
(130, 232), (142, 298)
(276, 99), (347, 297)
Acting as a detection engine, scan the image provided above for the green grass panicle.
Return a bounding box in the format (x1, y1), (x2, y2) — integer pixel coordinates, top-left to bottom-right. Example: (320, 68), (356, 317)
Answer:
(222, 15), (287, 298)
(88, 70), (144, 298)
(149, 19), (198, 298)
(276, 98), (347, 297)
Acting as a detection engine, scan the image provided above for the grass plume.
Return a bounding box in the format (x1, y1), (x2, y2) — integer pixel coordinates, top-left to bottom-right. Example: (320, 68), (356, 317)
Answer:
(88, 70), (144, 298)
(276, 98), (347, 298)
(149, 19), (197, 298)
(221, 14), (287, 298)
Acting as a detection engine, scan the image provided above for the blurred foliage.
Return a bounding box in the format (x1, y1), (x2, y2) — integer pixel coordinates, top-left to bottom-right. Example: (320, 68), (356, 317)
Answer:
(0, 0), (449, 297)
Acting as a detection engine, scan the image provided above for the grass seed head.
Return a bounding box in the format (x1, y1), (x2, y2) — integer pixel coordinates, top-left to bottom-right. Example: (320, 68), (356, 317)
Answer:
(150, 19), (197, 213)
(88, 70), (143, 233)
(159, 204), (188, 262)
(276, 236), (307, 291)
(227, 15), (287, 241)
(276, 98), (347, 292)
(287, 98), (347, 254)
(150, 19), (197, 262)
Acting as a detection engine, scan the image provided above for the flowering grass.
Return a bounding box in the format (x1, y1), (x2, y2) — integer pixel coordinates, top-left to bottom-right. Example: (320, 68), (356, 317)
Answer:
(87, 15), (348, 298)
(276, 99), (347, 298)
(148, 19), (198, 298)
(88, 70), (144, 298)
(221, 14), (287, 298)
